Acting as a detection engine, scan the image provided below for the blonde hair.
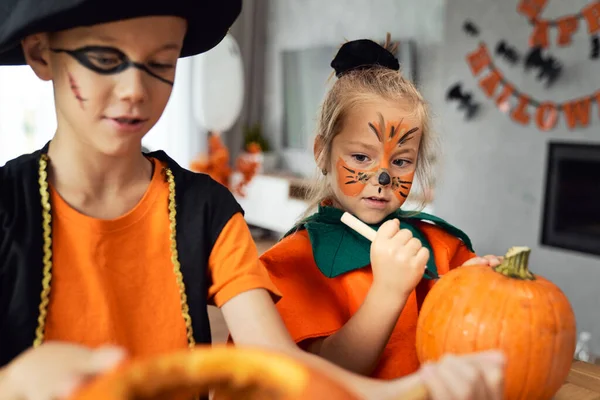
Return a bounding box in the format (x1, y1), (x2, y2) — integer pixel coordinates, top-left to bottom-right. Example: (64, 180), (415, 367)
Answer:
(299, 36), (438, 222)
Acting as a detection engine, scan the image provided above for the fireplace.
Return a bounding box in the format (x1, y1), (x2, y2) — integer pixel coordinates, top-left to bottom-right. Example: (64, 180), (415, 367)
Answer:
(541, 142), (600, 257)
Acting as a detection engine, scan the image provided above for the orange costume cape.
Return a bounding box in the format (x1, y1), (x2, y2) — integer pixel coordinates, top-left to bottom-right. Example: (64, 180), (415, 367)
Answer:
(260, 206), (476, 379)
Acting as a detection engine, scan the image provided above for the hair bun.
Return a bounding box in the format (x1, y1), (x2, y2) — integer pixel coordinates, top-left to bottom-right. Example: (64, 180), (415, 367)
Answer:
(330, 39), (399, 78)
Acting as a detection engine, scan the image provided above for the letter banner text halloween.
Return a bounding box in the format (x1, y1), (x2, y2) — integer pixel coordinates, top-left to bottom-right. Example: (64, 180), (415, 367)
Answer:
(517, 0), (600, 49)
(466, 42), (600, 131)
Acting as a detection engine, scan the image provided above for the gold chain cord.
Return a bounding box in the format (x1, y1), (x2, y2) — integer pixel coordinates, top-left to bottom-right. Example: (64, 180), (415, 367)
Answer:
(33, 154), (53, 347)
(33, 155), (196, 349)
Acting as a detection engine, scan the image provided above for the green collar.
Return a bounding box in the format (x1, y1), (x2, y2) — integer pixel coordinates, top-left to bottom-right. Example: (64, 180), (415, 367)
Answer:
(285, 205), (474, 280)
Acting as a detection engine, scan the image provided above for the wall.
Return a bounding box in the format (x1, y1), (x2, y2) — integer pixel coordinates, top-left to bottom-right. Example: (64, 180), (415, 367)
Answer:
(436, 0), (600, 353)
(263, 0), (448, 174)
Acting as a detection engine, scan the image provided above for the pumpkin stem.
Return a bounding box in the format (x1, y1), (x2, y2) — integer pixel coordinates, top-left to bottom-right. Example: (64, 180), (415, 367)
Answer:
(493, 246), (535, 280)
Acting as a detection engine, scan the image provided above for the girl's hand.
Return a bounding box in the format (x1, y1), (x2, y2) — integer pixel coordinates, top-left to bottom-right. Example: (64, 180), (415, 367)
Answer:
(370, 219), (429, 299)
(462, 255), (503, 268)
(419, 350), (505, 400)
(0, 341), (125, 400)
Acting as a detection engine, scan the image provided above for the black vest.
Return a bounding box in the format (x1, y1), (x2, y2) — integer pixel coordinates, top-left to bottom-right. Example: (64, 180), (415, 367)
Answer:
(0, 145), (243, 367)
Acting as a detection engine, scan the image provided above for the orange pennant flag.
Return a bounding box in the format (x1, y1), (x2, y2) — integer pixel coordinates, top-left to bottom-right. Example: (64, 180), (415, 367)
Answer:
(511, 95), (531, 125)
(517, 0), (548, 19)
(556, 16), (579, 46)
(535, 102), (559, 131)
(562, 98), (592, 129)
(466, 44), (491, 76)
(479, 69), (502, 97)
(582, 1), (600, 34)
(529, 20), (549, 48)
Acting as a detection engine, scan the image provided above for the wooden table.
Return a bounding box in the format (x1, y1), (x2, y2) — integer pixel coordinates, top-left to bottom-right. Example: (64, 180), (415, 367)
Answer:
(555, 361), (600, 399)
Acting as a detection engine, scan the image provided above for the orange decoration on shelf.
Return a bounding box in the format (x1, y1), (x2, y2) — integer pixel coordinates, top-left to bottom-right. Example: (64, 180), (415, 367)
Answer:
(416, 246), (576, 400)
(190, 132), (262, 197)
(190, 132), (231, 187)
(70, 345), (360, 400)
(233, 142), (262, 197)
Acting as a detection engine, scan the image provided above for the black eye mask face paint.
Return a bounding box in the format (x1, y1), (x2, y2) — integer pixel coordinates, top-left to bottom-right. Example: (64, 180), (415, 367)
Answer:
(50, 46), (175, 86)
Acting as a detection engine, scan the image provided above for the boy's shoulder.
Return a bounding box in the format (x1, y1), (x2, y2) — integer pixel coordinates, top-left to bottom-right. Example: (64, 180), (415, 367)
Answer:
(0, 149), (41, 179)
(0, 149), (42, 206)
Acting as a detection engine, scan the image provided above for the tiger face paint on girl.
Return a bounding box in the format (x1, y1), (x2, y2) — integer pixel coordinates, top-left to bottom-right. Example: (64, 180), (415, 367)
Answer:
(50, 46), (175, 85)
(336, 113), (419, 203)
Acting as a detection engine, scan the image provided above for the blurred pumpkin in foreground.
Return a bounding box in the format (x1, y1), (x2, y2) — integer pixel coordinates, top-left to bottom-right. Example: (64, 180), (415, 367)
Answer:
(70, 345), (360, 400)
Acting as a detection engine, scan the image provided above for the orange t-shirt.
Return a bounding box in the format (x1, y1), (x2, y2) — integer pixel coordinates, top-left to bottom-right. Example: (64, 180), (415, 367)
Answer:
(44, 158), (280, 357)
(260, 221), (475, 380)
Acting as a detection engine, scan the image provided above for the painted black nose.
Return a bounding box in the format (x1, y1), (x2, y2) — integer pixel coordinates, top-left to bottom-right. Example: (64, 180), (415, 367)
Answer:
(378, 171), (391, 185)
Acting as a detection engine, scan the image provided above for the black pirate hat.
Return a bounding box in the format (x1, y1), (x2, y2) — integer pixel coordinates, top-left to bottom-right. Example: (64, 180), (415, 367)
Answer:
(0, 0), (242, 65)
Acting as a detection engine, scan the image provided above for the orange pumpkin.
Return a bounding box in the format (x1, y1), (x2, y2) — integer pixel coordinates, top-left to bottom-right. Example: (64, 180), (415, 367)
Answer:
(416, 246), (576, 400)
(70, 345), (360, 400)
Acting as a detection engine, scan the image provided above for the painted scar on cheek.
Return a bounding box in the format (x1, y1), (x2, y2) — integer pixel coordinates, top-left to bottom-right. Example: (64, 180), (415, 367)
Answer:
(67, 72), (87, 110)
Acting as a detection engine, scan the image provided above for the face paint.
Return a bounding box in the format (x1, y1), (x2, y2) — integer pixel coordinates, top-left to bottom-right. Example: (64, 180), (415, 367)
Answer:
(67, 72), (87, 109)
(336, 158), (377, 197)
(336, 113), (418, 203)
(51, 46), (175, 85)
(391, 172), (414, 201)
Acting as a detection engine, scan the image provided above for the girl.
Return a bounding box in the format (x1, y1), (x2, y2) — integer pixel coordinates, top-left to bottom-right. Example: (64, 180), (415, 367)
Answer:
(261, 36), (503, 381)
(0, 3), (505, 399)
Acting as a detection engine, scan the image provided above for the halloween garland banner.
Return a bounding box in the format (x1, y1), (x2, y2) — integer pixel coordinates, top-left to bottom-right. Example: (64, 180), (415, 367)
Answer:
(517, 0), (600, 49)
(466, 42), (600, 131)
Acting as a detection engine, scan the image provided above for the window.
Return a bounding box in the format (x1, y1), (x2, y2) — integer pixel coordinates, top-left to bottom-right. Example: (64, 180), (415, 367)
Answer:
(0, 66), (56, 166)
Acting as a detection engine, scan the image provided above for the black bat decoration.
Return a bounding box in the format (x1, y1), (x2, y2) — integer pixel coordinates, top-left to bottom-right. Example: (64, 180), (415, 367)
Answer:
(524, 47), (562, 88)
(591, 35), (599, 60)
(446, 82), (480, 120)
(496, 40), (520, 65)
(463, 20), (479, 36)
